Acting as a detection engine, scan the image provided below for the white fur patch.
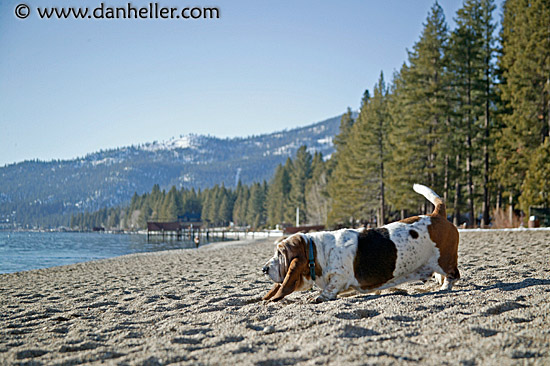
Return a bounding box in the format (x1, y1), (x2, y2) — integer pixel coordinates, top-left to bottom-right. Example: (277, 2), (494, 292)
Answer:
(307, 229), (362, 291)
(384, 216), (444, 279)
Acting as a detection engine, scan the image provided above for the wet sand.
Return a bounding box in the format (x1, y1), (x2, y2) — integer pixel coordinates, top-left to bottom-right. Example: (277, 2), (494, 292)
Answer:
(1, 230), (549, 365)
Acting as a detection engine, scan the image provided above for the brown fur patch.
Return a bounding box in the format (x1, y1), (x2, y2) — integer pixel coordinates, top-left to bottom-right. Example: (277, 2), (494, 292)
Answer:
(400, 216), (422, 224)
(427, 216), (460, 279)
(400, 197), (458, 279)
(401, 197), (459, 280)
(427, 213), (460, 279)
(269, 235), (309, 301)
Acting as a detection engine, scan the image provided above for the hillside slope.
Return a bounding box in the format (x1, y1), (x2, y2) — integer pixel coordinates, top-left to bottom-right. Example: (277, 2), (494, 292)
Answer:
(0, 115), (343, 228)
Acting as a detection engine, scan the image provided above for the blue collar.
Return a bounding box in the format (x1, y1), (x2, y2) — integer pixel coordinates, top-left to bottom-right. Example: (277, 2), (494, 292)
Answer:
(305, 235), (316, 281)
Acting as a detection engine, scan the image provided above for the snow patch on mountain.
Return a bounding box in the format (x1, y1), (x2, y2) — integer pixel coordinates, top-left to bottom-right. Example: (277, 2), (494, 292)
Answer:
(141, 134), (201, 152)
(317, 136), (333, 146)
(91, 157), (122, 166)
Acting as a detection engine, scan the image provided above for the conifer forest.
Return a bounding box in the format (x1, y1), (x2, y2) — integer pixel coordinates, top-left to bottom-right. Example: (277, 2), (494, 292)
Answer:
(71, 0), (549, 230)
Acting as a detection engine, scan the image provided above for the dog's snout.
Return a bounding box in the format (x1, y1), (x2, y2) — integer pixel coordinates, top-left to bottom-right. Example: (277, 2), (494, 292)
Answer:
(262, 266), (269, 274)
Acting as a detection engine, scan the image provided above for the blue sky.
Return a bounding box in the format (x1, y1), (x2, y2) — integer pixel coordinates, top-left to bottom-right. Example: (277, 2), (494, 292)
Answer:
(0, 0), (504, 166)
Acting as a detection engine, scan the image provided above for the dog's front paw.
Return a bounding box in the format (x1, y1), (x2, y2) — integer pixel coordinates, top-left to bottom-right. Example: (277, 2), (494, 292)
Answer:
(312, 296), (325, 303)
(312, 294), (334, 303)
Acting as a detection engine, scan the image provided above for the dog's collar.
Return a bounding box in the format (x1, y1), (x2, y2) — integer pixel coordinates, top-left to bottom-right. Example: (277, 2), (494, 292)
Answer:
(304, 234), (316, 281)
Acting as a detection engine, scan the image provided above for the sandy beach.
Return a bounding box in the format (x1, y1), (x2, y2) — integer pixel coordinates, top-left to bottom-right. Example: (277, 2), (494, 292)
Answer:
(1, 230), (549, 365)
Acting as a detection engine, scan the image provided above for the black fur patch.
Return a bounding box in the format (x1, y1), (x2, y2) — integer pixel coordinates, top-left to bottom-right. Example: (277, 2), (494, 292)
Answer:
(409, 230), (419, 239)
(353, 228), (397, 290)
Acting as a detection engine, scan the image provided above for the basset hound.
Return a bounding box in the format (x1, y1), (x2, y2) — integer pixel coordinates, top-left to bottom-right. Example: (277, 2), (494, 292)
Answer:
(262, 184), (460, 302)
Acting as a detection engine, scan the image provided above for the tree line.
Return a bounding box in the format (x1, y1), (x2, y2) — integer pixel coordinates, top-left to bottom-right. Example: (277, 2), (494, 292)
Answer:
(72, 0), (549, 230)
(329, 0), (549, 228)
(70, 146), (327, 230)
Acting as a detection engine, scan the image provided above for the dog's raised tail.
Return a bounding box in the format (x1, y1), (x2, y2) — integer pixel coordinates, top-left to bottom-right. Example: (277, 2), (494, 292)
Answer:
(413, 184), (446, 217)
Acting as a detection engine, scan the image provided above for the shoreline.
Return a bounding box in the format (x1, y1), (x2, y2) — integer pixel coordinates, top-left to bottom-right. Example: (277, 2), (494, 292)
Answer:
(1, 231), (549, 365)
(0, 232), (263, 276)
(4, 226), (549, 275)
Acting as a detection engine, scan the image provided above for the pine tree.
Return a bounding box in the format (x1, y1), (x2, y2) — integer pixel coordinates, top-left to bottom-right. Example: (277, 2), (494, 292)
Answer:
(182, 188), (201, 218)
(289, 146), (312, 225)
(201, 188), (214, 226)
(327, 74), (392, 227)
(129, 192), (140, 212)
(387, 3), (450, 217)
(327, 143), (361, 226)
(327, 107), (356, 175)
(341, 72), (391, 226)
(232, 183), (249, 227)
(219, 194), (230, 227)
(479, 0), (498, 227)
(107, 209), (120, 229)
(519, 138), (550, 213)
(149, 184), (163, 220)
(365, 72), (391, 225)
(448, 1), (480, 226)
(495, 0), (550, 212)
(211, 185), (225, 225)
(306, 152), (329, 225)
(327, 102), (366, 226)
(138, 201), (152, 228)
(213, 184), (228, 225)
(246, 182), (266, 229)
(282, 158), (296, 224)
(448, 0), (498, 226)
(266, 163), (292, 227)
(162, 186), (184, 221)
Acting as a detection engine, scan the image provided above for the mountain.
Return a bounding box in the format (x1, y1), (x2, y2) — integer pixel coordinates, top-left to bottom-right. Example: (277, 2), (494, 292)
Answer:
(0, 115), (344, 228)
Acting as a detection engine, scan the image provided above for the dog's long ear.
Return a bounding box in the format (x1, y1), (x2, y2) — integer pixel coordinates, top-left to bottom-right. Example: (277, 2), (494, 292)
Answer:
(276, 235), (304, 273)
(270, 257), (307, 301)
(270, 235), (307, 302)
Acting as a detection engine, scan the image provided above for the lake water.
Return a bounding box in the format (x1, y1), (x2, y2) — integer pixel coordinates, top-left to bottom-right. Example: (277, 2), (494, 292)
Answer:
(0, 231), (220, 274)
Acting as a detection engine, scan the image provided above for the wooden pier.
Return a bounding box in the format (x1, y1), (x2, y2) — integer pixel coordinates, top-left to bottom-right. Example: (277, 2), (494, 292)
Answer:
(146, 221), (283, 246)
(146, 222), (202, 243)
